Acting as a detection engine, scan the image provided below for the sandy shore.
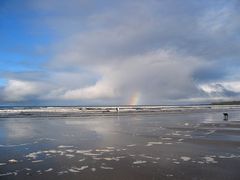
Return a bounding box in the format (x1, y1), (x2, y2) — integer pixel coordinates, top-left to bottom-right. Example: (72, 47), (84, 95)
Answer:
(0, 108), (240, 179)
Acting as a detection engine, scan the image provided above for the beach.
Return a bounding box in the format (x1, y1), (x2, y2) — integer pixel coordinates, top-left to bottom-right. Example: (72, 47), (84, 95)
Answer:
(0, 106), (240, 179)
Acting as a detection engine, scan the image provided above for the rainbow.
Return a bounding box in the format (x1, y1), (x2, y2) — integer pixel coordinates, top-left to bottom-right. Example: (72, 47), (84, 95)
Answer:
(128, 92), (141, 105)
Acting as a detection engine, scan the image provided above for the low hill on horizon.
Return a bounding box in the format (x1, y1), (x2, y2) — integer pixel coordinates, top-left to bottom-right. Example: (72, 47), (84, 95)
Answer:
(211, 101), (240, 105)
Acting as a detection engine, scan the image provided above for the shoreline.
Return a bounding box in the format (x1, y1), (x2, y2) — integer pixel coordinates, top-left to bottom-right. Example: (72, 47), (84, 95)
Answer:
(0, 105), (240, 118)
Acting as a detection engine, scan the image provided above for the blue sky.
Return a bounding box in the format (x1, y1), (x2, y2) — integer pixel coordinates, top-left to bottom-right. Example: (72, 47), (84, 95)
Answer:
(0, 0), (240, 105)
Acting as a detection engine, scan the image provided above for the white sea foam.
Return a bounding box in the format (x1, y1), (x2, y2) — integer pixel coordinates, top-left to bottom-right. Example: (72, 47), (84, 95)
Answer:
(48, 150), (57, 153)
(103, 157), (120, 161)
(79, 158), (85, 162)
(106, 147), (115, 149)
(161, 138), (172, 140)
(26, 151), (42, 159)
(66, 149), (75, 153)
(203, 156), (218, 163)
(96, 149), (114, 152)
(0, 143), (30, 147)
(91, 168), (96, 172)
(172, 133), (181, 136)
(76, 150), (92, 154)
(180, 156), (191, 161)
(127, 144), (136, 147)
(58, 145), (74, 148)
(100, 166), (114, 170)
(219, 154), (240, 159)
(8, 159), (18, 163)
(37, 138), (56, 141)
(146, 142), (162, 146)
(65, 154), (75, 158)
(75, 166), (88, 171)
(0, 172), (13, 177)
(165, 143), (172, 145)
(205, 130), (216, 135)
(139, 154), (160, 160)
(68, 166), (88, 172)
(173, 161), (180, 164)
(83, 152), (102, 156)
(68, 168), (79, 173)
(45, 168), (53, 172)
(58, 170), (68, 175)
(32, 160), (43, 163)
(133, 160), (147, 164)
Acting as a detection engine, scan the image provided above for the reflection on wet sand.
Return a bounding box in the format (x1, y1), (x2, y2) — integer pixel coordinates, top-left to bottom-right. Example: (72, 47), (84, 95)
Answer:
(0, 109), (240, 179)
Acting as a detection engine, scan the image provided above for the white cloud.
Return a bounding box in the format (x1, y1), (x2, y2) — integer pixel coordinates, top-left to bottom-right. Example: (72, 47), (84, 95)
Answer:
(46, 49), (205, 104)
(1, 0), (240, 104)
(62, 80), (115, 100)
(200, 81), (240, 93)
(2, 80), (43, 102)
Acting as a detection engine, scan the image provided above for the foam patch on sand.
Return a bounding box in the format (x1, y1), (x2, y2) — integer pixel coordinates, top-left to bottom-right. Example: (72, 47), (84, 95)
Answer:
(180, 156), (191, 161)
(0, 143), (30, 148)
(139, 154), (160, 160)
(0, 172), (15, 177)
(173, 161), (180, 164)
(79, 158), (85, 162)
(68, 166), (88, 173)
(58, 145), (74, 148)
(58, 170), (68, 175)
(68, 168), (79, 173)
(37, 138), (56, 141)
(66, 149), (75, 153)
(127, 144), (137, 147)
(100, 166), (114, 170)
(76, 149), (92, 154)
(146, 142), (162, 146)
(26, 151), (42, 159)
(203, 156), (218, 163)
(75, 166), (88, 171)
(91, 168), (96, 172)
(205, 130), (216, 135)
(84, 152), (102, 156)
(172, 132), (181, 136)
(104, 157), (120, 161)
(96, 149), (114, 152)
(65, 154), (75, 158)
(32, 160), (43, 163)
(8, 159), (18, 163)
(106, 147), (115, 149)
(219, 154), (240, 159)
(133, 160), (147, 164)
(45, 168), (53, 172)
(161, 138), (172, 140)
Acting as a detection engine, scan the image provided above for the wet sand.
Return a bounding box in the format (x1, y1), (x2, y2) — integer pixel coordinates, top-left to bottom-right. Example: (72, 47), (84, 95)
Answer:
(0, 108), (240, 179)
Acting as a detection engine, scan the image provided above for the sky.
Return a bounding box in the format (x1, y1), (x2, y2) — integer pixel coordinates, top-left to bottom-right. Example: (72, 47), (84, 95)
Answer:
(0, 0), (240, 106)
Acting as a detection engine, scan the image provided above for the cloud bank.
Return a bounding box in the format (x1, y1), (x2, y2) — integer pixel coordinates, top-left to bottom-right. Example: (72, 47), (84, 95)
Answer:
(0, 0), (240, 105)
